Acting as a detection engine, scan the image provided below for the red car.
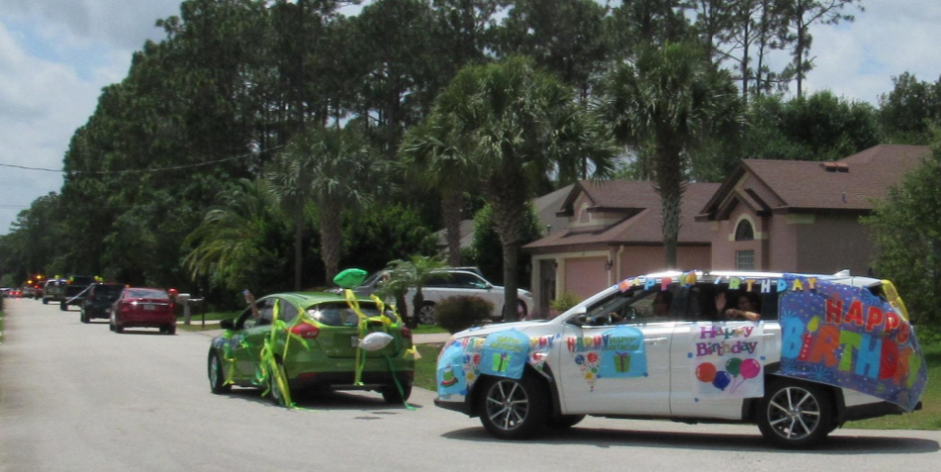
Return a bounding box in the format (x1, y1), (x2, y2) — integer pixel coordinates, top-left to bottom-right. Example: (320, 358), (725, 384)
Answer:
(110, 288), (176, 335)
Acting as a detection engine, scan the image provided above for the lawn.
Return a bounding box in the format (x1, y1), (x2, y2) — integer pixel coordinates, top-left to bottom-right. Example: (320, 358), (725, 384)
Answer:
(412, 324), (448, 335)
(179, 310), (239, 322)
(413, 343), (444, 391)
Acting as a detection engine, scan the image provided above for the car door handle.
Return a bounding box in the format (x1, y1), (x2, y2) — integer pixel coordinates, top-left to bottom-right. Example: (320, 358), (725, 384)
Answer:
(644, 337), (668, 344)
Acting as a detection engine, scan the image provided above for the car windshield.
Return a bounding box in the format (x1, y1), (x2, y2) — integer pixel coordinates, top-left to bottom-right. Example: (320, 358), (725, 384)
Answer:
(306, 302), (398, 326)
(69, 276), (95, 285)
(126, 289), (169, 299)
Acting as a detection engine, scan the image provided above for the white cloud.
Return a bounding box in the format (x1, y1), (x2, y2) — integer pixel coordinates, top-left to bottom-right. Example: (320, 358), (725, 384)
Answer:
(799, 0), (941, 104)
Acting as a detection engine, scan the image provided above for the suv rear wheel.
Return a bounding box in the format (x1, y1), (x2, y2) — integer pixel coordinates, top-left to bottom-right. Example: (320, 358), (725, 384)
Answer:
(478, 374), (548, 439)
(418, 303), (436, 325)
(757, 379), (833, 449)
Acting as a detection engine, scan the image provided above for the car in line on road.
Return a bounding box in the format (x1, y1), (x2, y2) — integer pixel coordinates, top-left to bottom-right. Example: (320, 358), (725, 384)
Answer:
(109, 287), (176, 334)
(80, 283), (126, 323)
(352, 268), (535, 325)
(434, 270), (927, 449)
(208, 292), (415, 404)
(59, 276), (96, 311)
(42, 279), (66, 304)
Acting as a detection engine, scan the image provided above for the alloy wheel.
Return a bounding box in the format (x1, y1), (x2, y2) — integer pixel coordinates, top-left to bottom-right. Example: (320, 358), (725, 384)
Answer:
(485, 379), (530, 432)
(766, 386), (822, 441)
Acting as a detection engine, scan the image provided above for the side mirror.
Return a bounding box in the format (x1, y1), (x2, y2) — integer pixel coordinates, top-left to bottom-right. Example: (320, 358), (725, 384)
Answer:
(220, 319), (235, 330)
(486, 283), (494, 290)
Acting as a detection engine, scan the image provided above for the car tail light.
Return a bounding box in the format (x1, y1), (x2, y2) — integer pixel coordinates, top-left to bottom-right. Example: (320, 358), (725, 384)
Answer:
(400, 327), (413, 340)
(290, 323), (319, 339)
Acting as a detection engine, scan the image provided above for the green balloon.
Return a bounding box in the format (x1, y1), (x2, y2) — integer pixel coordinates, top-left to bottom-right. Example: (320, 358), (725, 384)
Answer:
(726, 358), (743, 377)
(333, 268), (368, 289)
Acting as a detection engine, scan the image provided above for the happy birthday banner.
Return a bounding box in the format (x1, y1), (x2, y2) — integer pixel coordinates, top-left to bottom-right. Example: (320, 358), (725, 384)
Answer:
(778, 276), (927, 412)
(690, 322), (764, 398)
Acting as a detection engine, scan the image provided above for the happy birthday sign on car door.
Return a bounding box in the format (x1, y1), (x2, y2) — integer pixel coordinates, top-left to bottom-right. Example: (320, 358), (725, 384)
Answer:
(690, 322), (764, 398)
(779, 277), (927, 412)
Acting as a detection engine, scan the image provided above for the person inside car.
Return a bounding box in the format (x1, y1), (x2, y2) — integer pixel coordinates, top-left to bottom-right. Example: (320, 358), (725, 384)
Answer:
(716, 291), (761, 321)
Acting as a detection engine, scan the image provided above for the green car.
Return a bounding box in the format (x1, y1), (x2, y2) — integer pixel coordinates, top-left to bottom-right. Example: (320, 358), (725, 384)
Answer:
(207, 292), (414, 404)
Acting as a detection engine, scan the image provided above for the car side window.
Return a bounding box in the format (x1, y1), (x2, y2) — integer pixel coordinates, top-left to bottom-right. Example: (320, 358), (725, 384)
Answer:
(278, 299), (298, 323)
(684, 283), (778, 322)
(425, 275), (449, 288)
(235, 306), (255, 330)
(582, 287), (679, 326)
(258, 300), (274, 326)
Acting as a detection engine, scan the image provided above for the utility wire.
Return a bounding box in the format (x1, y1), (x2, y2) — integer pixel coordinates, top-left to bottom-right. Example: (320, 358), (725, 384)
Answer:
(0, 145), (284, 175)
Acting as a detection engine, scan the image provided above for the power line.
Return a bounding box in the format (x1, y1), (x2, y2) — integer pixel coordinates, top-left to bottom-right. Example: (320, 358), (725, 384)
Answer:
(0, 145), (284, 175)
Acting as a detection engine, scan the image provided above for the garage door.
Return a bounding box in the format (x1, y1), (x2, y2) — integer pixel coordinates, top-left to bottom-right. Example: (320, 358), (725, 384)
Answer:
(564, 257), (609, 301)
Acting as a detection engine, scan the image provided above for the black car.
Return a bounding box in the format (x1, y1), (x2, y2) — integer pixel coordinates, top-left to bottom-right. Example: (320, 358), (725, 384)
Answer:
(80, 283), (125, 323)
(60, 276), (96, 311)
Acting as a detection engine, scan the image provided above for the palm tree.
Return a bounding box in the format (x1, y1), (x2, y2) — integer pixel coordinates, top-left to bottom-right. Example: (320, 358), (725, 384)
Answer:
(411, 56), (615, 321)
(275, 126), (387, 283)
(183, 179), (279, 291)
(266, 152), (315, 291)
(381, 255), (449, 327)
(597, 43), (745, 268)
(400, 114), (472, 267)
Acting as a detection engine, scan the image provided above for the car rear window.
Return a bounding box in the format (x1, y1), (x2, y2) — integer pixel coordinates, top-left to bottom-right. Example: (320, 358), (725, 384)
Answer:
(306, 302), (398, 326)
(126, 289), (169, 299)
(96, 285), (125, 295)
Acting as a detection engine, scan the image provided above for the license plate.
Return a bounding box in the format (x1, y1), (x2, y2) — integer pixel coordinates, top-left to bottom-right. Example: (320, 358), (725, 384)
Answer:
(144, 304), (155, 311)
(350, 335), (359, 348)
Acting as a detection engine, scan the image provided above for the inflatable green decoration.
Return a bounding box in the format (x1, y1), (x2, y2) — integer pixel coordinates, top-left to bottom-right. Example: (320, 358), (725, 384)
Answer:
(334, 268), (368, 289)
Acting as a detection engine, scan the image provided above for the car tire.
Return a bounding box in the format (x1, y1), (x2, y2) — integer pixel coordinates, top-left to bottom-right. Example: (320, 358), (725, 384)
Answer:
(115, 323), (124, 334)
(60, 301), (67, 311)
(167, 325), (176, 335)
(381, 384), (412, 404)
(418, 303), (436, 325)
(478, 374), (549, 440)
(757, 379), (833, 449)
(547, 414), (585, 430)
(43, 298), (48, 305)
(208, 351), (231, 394)
(80, 309), (88, 324)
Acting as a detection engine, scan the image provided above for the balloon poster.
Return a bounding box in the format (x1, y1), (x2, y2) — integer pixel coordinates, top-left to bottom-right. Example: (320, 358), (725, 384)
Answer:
(598, 326), (647, 378)
(479, 329), (531, 379)
(690, 321), (764, 398)
(778, 277), (928, 412)
(564, 336), (604, 391)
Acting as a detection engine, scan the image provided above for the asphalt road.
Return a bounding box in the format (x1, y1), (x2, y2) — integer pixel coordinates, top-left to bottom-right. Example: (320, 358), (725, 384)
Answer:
(2, 298), (940, 472)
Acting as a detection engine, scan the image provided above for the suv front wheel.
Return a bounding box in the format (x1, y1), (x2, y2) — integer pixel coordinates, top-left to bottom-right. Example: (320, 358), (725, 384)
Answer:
(478, 374), (548, 439)
(757, 379), (833, 449)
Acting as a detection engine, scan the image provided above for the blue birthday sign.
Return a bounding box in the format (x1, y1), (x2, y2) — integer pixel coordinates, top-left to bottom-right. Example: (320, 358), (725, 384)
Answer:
(598, 326), (647, 378)
(778, 276), (927, 412)
(436, 342), (467, 396)
(478, 329), (531, 380)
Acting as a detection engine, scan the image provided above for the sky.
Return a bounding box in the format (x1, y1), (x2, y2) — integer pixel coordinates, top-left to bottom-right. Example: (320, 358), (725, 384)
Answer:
(1, 0), (940, 235)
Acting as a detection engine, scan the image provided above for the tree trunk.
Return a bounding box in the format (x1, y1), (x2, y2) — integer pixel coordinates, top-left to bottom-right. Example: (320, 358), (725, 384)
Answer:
(441, 187), (463, 267)
(293, 203), (304, 291)
(501, 241), (520, 322)
(412, 289), (425, 327)
(319, 199), (342, 284)
(395, 293), (410, 326)
(654, 141), (684, 269)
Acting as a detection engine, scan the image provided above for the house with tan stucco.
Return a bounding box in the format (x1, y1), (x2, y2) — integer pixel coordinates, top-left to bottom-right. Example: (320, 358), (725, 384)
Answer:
(523, 181), (720, 315)
(697, 144), (929, 275)
(523, 144), (930, 317)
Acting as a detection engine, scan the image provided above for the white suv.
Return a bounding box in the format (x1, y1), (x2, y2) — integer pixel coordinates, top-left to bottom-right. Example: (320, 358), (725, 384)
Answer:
(434, 270), (926, 448)
(355, 269), (534, 324)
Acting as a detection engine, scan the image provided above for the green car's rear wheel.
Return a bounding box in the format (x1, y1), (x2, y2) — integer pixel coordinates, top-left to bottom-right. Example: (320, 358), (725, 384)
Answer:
(381, 384), (412, 404)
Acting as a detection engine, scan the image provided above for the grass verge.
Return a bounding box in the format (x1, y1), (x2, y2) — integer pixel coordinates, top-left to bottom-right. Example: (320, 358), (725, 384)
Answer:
(412, 325), (448, 335)
(413, 343), (444, 391)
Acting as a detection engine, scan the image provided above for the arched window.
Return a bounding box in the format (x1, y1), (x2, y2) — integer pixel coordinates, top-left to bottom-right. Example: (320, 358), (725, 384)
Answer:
(735, 219), (755, 241)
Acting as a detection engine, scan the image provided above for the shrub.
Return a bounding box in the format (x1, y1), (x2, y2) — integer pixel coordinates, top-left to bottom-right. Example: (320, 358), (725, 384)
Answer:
(435, 296), (494, 334)
(550, 292), (580, 314)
